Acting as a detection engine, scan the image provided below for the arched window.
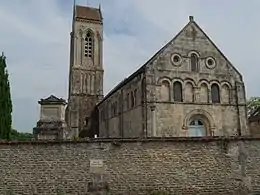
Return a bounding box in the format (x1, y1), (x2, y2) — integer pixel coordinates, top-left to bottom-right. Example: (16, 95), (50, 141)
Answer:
(161, 80), (170, 101)
(184, 82), (194, 102)
(200, 83), (208, 103)
(188, 119), (206, 137)
(191, 53), (199, 72)
(84, 31), (93, 58)
(221, 84), (230, 104)
(211, 84), (220, 103)
(173, 81), (183, 102)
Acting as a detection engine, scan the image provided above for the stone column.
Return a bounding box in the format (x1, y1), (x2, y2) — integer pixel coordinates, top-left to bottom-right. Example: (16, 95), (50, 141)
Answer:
(74, 36), (78, 65)
(150, 105), (156, 137)
(194, 87), (199, 102)
(80, 37), (84, 64)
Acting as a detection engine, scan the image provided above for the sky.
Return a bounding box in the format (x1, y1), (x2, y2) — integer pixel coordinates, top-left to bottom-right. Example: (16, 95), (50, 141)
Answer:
(0, 0), (260, 132)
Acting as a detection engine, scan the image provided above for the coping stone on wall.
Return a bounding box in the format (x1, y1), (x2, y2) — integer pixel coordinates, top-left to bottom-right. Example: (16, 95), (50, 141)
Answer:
(0, 136), (259, 145)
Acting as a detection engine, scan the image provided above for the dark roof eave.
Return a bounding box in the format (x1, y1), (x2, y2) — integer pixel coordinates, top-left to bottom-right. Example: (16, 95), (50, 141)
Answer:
(75, 17), (102, 22)
(97, 66), (146, 106)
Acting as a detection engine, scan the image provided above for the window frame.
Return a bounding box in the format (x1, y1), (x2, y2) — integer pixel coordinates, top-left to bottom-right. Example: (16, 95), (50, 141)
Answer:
(173, 81), (183, 102)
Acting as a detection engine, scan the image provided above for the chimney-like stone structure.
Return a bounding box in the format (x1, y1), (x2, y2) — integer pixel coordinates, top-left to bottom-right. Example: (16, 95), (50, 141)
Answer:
(33, 95), (69, 140)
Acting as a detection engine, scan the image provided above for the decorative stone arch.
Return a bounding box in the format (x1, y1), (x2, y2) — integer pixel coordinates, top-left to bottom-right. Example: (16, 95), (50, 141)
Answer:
(83, 28), (95, 38)
(182, 109), (216, 136)
(157, 77), (172, 85)
(172, 78), (184, 86)
(188, 50), (200, 57)
(220, 80), (232, 89)
(209, 80), (221, 88)
(198, 79), (210, 88)
(184, 78), (196, 87)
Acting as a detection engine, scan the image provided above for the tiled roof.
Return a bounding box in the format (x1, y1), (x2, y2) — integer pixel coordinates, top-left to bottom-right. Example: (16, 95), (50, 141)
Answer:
(75, 5), (102, 21)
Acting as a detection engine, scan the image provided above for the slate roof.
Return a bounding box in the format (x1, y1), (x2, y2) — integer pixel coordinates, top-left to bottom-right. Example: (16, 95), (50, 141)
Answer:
(75, 5), (102, 22)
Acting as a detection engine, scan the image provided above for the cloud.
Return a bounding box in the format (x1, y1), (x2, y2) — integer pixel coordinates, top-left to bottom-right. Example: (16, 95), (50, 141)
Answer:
(0, 0), (259, 132)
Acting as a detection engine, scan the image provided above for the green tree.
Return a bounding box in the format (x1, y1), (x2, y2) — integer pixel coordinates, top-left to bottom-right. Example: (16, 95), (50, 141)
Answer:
(247, 97), (260, 118)
(10, 129), (33, 141)
(0, 53), (12, 139)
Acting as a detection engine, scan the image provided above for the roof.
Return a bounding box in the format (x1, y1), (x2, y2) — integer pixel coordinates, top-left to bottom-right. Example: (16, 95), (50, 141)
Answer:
(75, 5), (102, 22)
(190, 18), (242, 81)
(97, 16), (243, 106)
(38, 95), (67, 105)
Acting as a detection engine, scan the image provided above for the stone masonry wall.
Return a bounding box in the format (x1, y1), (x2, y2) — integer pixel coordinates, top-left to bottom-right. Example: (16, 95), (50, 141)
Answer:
(0, 137), (260, 194)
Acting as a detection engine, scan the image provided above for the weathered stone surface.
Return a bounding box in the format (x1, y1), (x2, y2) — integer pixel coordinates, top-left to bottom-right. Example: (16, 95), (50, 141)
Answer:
(0, 137), (260, 194)
(67, 6), (104, 137)
(97, 18), (248, 139)
(33, 95), (69, 140)
(249, 121), (260, 136)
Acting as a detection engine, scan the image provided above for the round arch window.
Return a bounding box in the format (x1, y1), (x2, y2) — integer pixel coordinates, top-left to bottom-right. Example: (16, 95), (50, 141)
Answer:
(188, 119), (206, 137)
(205, 57), (216, 69)
(171, 53), (182, 66)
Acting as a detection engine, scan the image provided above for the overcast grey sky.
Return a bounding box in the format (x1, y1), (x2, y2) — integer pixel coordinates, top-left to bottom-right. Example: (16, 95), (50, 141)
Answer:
(0, 0), (259, 132)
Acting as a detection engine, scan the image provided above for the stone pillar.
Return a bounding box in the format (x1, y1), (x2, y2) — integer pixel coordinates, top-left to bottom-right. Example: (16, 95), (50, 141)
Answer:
(194, 87), (199, 102)
(33, 95), (69, 140)
(74, 35), (78, 65)
(150, 105), (156, 137)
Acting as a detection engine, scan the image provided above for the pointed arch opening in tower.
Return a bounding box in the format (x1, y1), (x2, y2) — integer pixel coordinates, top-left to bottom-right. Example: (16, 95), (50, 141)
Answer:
(84, 30), (94, 58)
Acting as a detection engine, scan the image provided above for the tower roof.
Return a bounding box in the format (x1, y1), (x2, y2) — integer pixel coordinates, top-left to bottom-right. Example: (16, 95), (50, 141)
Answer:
(75, 5), (102, 22)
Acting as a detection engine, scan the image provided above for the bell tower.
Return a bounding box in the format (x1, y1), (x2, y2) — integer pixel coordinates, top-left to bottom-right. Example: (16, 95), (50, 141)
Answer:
(67, 4), (104, 137)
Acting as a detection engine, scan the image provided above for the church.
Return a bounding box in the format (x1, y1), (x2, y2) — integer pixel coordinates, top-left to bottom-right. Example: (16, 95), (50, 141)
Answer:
(33, 4), (249, 140)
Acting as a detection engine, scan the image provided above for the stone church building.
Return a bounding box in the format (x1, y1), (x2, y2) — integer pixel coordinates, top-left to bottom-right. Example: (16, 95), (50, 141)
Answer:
(34, 4), (249, 139)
